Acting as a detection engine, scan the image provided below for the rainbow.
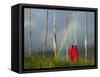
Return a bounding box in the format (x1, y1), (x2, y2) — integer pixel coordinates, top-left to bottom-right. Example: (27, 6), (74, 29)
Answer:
(57, 15), (77, 60)
(51, 13), (77, 61)
(57, 15), (69, 60)
(57, 35), (66, 60)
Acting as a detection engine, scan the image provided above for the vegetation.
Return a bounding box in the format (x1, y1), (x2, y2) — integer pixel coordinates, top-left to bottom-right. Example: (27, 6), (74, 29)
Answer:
(24, 54), (94, 69)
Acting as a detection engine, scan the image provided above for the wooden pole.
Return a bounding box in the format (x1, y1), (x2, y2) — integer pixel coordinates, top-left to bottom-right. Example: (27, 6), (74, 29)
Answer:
(73, 14), (77, 46)
(85, 13), (88, 63)
(43, 10), (48, 59)
(29, 9), (32, 55)
(53, 10), (57, 60)
(66, 15), (69, 61)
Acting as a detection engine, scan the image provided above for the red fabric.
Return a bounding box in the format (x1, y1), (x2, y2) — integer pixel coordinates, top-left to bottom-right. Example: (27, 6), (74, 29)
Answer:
(70, 47), (79, 63)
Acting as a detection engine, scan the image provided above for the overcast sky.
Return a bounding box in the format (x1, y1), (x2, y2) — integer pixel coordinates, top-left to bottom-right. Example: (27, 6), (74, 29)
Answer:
(24, 8), (94, 53)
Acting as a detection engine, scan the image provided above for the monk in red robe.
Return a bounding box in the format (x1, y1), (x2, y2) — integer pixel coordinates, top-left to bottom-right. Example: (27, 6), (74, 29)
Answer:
(70, 45), (79, 63)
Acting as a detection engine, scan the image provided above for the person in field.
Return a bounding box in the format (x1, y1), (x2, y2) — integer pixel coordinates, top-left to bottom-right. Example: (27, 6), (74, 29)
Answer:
(70, 45), (79, 63)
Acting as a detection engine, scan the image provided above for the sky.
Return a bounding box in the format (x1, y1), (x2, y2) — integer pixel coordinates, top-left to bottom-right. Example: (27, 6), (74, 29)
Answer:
(24, 8), (95, 55)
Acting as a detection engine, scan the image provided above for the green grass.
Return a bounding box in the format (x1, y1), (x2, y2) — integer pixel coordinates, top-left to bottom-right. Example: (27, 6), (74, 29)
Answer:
(24, 54), (94, 69)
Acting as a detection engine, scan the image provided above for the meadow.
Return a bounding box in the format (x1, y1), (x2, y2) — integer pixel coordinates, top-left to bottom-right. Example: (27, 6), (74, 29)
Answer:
(24, 54), (94, 69)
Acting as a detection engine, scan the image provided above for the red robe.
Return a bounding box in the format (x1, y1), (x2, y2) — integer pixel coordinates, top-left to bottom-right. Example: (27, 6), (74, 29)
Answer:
(70, 47), (78, 63)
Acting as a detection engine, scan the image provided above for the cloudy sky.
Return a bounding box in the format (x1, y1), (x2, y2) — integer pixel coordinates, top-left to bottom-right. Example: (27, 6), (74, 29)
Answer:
(24, 8), (94, 54)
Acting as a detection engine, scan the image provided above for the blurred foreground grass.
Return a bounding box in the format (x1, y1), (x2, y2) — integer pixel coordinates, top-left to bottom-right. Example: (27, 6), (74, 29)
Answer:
(24, 54), (94, 69)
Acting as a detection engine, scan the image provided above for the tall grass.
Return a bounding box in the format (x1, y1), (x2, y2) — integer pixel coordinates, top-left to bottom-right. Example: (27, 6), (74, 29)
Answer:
(24, 54), (94, 69)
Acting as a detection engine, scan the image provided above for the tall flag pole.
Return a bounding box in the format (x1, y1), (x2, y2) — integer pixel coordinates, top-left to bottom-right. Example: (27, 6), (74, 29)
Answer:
(43, 10), (48, 59)
(29, 8), (32, 55)
(73, 13), (77, 46)
(85, 12), (88, 62)
(66, 14), (69, 61)
(53, 10), (57, 60)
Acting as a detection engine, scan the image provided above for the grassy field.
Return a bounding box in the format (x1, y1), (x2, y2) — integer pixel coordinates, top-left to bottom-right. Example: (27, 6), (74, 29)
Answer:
(24, 54), (94, 69)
